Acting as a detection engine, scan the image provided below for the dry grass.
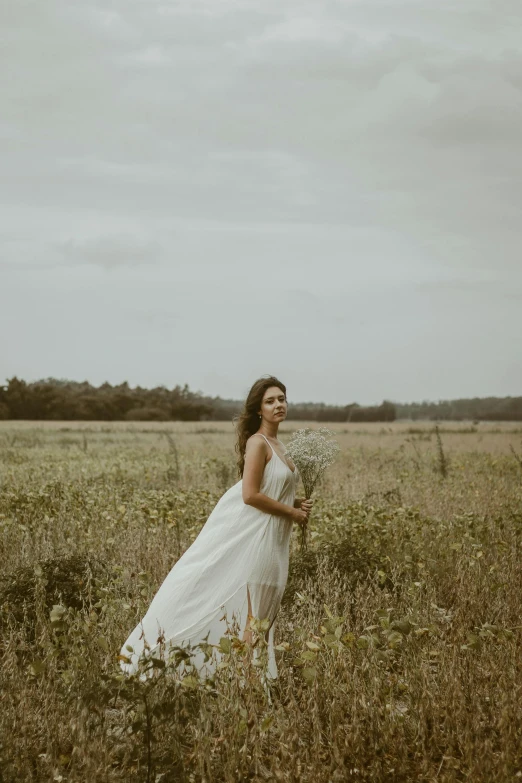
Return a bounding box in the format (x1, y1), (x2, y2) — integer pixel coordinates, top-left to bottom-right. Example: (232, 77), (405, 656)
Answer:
(1, 420), (521, 782)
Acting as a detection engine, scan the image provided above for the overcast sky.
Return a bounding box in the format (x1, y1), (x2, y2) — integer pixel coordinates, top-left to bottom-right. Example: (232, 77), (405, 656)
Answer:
(2, 0), (521, 405)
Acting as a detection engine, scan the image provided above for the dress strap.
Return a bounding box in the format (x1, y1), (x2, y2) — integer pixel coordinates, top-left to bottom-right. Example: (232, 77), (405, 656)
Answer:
(259, 433), (274, 454)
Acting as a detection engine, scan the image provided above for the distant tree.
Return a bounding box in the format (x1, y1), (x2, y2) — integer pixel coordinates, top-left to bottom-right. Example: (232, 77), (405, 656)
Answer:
(125, 407), (170, 422)
(3, 377), (29, 419)
(345, 401), (396, 423)
(396, 396), (522, 422)
(380, 401), (397, 422)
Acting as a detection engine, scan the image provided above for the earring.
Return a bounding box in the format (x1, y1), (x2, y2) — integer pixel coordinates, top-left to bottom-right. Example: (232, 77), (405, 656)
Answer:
(259, 415), (262, 419)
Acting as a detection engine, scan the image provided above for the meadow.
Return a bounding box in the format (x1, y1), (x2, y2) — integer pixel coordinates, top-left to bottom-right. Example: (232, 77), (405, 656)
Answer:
(1, 420), (522, 782)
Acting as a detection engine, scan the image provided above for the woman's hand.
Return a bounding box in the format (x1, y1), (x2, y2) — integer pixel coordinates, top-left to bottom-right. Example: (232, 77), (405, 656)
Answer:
(289, 498), (313, 527)
(289, 507), (308, 526)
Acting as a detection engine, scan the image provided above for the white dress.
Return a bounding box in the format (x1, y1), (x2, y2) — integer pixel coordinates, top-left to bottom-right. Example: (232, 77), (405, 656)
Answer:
(120, 434), (298, 680)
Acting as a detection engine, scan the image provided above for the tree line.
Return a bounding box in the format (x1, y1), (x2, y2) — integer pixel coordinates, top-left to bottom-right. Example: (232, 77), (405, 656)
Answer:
(395, 397), (522, 422)
(0, 377), (396, 422)
(0, 377), (520, 422)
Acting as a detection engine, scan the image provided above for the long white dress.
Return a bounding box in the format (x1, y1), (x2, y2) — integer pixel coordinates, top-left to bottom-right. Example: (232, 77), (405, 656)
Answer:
(120, 434), (298, 680)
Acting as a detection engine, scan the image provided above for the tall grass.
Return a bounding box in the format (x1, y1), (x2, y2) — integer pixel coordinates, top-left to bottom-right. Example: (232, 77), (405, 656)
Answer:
(0, 422), (521, 782)
(434, 425), (449, 479)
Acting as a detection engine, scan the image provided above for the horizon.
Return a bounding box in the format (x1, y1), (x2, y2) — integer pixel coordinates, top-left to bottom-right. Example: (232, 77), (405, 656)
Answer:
(2, 374), (520, 409)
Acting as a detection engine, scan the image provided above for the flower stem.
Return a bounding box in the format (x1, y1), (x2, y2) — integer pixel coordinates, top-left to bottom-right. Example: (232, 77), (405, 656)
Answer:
(299, 492), (312, 551)
(300, 521), (308, 551)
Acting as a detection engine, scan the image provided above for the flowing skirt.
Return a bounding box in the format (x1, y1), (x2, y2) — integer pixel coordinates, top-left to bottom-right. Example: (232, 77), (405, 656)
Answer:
(120, 470), (295, 680)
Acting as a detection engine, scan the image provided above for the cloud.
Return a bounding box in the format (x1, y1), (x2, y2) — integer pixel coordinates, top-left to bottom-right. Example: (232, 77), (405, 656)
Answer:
(416, 277), (522, 299)
(55, 235), (162, 269)
(1, 0), (521, 399)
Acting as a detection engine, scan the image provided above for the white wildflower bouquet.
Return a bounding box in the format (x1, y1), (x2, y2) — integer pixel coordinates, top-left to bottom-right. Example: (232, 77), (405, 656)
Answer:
(284, 427), (340, 549)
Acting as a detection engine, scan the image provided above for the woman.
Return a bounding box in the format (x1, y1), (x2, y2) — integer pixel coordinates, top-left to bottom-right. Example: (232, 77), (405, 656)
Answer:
(120, 375), (312, 681)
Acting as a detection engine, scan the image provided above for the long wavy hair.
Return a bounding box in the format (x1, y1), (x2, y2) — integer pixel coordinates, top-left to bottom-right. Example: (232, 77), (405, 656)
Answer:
(234, 375), (287, 477)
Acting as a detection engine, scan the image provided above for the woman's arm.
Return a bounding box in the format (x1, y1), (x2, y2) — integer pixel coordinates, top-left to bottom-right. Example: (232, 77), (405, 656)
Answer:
(242, 436), (308, 525)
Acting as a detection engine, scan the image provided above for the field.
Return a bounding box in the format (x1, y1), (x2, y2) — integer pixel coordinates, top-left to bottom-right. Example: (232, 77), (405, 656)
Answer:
(1, 420), (522, 782)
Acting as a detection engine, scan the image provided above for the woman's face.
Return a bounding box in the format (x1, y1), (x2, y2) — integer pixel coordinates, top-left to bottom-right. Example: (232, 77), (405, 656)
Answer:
(259, 386), (287, 422)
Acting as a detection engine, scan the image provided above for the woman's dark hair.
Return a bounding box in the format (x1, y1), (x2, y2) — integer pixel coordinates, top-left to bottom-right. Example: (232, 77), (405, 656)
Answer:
(234, 375), (287, 477)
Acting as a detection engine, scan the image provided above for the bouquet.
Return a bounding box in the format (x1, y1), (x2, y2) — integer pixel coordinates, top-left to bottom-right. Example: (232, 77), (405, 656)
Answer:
(284, 427), (340, 549)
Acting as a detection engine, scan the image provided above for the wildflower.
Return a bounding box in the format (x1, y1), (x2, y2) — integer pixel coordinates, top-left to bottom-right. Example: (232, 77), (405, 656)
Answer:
(284, 428), (340, 549)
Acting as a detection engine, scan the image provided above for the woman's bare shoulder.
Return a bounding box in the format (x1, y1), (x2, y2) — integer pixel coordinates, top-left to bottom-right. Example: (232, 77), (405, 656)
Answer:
(246, 432), (266, 449)
(246, 433), (269, 454)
